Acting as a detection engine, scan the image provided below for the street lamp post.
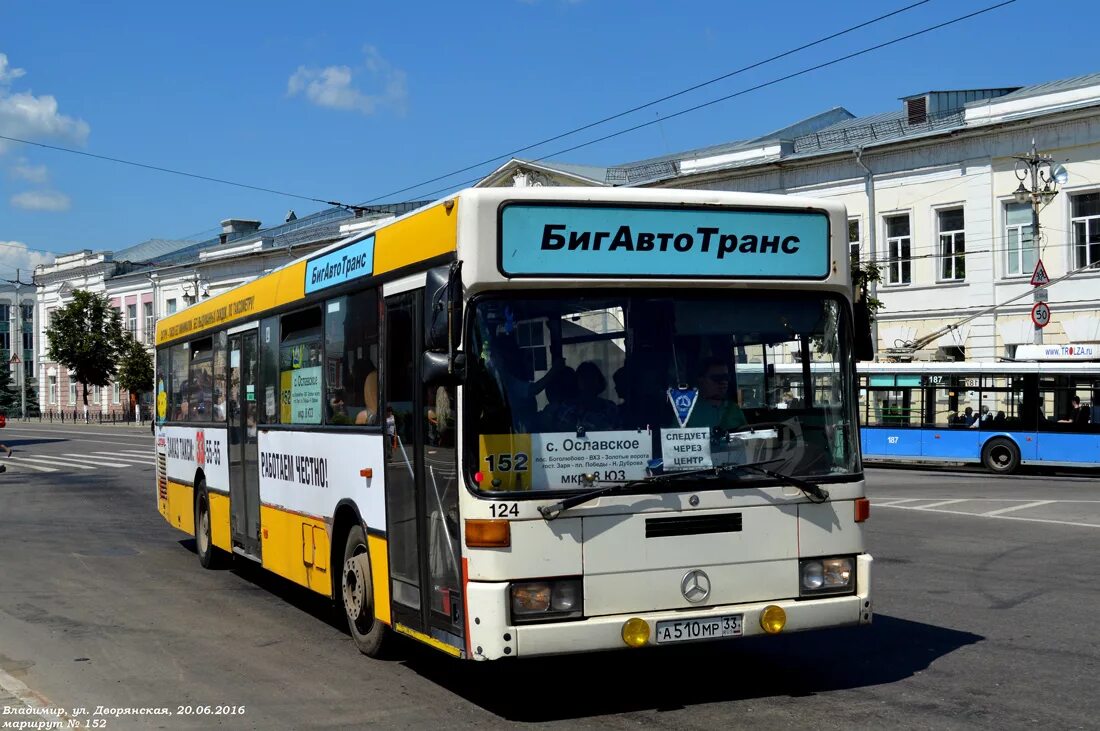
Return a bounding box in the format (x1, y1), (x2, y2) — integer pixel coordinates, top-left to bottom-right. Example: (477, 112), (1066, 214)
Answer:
(1013, 140), (1068, 345)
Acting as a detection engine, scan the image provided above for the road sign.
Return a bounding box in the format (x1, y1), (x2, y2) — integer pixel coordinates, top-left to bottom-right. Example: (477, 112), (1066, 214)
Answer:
(7, 354), (19, 365)
(1033, 288), (1049, 302)
(1032, 301), (1051, 328)
(1031, 259), (1050, 287)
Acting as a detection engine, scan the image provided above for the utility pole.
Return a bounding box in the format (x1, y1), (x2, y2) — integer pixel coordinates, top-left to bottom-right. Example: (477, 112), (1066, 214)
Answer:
(1012, 140), (1068, 345)
(14, 270), (26, 418)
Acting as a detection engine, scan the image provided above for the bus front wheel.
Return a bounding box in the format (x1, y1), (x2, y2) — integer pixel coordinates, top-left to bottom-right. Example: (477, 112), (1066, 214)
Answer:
(982, 438), (1020, 475)
(342, 525), (388, 657)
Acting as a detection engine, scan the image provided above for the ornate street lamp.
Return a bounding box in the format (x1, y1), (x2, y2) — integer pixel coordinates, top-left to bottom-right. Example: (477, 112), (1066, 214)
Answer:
(1012, 140), (1069, 345)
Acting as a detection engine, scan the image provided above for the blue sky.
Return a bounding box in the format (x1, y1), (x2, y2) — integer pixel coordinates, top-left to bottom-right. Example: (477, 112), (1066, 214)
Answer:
(1, 0), (1097, 276)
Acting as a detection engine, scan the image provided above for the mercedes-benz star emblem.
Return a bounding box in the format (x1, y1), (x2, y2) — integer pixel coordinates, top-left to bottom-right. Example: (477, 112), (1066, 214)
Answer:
(680, 569), (711, 603)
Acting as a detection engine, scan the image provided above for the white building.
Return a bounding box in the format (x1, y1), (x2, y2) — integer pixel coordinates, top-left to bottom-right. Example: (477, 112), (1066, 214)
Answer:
(481, 72), (1100, 363)
(34, 202), (426, 416)
(0, 281), (36, 414)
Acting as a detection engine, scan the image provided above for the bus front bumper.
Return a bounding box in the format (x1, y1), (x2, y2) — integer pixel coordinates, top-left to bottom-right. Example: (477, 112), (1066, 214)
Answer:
(465, 554), (872, 660)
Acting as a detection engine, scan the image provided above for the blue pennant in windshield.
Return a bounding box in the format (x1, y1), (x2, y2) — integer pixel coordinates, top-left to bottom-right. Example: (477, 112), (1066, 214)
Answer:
(667, 387), (699, 429)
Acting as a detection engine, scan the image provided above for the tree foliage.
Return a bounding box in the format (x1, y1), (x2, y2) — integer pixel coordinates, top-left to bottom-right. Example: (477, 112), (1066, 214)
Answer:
(0, 360), (18, 413)
(45, 290), (126, 407)
(116, 333), (154, 397)
(852, 256), (884, 323)
(23, 373), (40, 417)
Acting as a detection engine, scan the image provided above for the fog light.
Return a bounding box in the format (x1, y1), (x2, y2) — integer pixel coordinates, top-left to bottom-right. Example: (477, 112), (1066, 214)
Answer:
(760, 605), (786, 634)
(621, 617), (649, 648)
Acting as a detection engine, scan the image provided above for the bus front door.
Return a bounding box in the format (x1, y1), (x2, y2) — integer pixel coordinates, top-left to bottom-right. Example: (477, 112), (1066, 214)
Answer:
(228, 330), (262, 559)
(383, 290), (464, 654)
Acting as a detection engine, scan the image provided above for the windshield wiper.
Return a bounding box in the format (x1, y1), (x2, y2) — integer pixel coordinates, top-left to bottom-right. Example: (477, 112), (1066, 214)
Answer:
(727, 463), (830, 503)
(538, 459), (796, 521)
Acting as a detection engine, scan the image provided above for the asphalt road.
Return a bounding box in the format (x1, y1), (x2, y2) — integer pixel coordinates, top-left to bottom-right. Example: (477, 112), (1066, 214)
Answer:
(0, 424), (1097, 729)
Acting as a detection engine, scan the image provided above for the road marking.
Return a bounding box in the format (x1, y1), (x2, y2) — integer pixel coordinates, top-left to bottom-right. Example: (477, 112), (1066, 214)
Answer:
(88, 452), (152, 463)
(876, 502), (1100, 529)
(914, 499), (970, 510)
(872, 498), (923, 506)
(62, 453), (133, 468)
(118, 450), (153, 456)
(0, 665), (60, 713)
(982, 500), (1055, 516)
(5, 459), (59, 473)
(13, 456), (95, 470)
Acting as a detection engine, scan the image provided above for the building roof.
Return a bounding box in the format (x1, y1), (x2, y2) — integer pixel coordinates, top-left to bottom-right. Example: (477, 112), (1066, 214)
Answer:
(494, 72), (1100, 188)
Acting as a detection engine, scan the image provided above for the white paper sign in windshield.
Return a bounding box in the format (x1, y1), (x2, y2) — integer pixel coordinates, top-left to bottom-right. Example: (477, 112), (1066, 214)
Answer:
(662, 428), (713, 470)
(500, 204), (830, 278)
(480, 430), (652, 490)
(535, 431), (652, 487)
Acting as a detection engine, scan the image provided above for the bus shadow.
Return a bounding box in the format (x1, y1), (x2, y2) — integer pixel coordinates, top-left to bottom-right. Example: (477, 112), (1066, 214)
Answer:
(4, 439), (69, 448)
(177, 538), (347, 632)
(399, 614), (982, 722)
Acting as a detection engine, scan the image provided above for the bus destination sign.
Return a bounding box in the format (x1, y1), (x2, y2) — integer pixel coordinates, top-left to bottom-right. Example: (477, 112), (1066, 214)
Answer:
(499, 204), (830, 279)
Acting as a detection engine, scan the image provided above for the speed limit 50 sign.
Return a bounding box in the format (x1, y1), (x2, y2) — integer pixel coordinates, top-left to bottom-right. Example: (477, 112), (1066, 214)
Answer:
(1032, 301), (1051, 328)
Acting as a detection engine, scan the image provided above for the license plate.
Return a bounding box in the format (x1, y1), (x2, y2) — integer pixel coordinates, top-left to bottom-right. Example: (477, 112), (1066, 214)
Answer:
(655, 614), (743, 644)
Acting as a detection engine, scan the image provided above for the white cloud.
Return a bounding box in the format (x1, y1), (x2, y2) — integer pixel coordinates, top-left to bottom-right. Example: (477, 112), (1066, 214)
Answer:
(9, 160), (48, 183)
(0, 240), (55, 275)
(0, 52), (90, 155)
(287, 46), (407, 116)
(0, 53), (25, 84)
(10, 190), (70, 211)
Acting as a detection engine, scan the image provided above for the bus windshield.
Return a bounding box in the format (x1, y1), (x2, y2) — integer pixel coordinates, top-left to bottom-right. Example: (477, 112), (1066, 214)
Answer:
(467, 291), (859, 493)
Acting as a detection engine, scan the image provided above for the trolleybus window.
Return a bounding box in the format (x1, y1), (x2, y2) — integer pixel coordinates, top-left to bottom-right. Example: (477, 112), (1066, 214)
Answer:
(468, 292), (858, 492)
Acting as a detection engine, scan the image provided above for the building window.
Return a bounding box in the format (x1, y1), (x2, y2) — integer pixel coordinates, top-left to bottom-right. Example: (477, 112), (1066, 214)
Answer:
(49, 375), (58, 405)
(113, 381), (121, 405)
(22, 331), (32, 351)
(848, 218), (861, 262)
(885, 214), (911, 285)
(20, 303), (32, 324)
(0, 304), (9, 322)
(1071, 192), (1100, 269)
(166, 298), (177, 315)
(0, 332), (8, 352)
(69, 380), (77, 405)
(937, 208), (965, 281)
(143, 302), (154, 343)
(127, 304), (138, 335)
(1005, 202), (1036, 276)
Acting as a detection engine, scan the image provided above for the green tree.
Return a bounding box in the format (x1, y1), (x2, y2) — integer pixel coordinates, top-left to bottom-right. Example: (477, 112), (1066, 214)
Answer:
(45, 290), (126, 407)
(0, 360), (18, 413)
(852, 256), (884, 323)
(23, 373), (40, 417)
(116, 333), (154, 405)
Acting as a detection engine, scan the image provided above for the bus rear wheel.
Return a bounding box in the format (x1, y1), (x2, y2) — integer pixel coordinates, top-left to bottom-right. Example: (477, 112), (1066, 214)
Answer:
(982, 438), (1020, 475)
(195, 484), (226, 569)
(342, 525), (388, 657)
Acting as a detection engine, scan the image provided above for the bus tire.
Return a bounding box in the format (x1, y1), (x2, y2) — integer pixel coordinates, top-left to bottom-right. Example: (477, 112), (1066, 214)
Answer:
(342, 524), (387, 657)
(982, 437), (1020, 475)
(195, 483), (226, 569)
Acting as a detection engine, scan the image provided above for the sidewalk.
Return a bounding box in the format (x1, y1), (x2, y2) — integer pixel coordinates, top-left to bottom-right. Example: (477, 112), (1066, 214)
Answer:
(5, 418), (149, 430)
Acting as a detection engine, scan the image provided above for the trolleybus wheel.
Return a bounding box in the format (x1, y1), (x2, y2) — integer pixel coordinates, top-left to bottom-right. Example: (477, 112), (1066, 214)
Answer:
(195, 483), (226, 569)
(342, 525), (388, 657)
(982, 437), (1020, 475)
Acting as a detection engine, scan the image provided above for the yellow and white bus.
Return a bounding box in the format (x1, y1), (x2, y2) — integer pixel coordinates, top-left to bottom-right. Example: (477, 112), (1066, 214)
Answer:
(154, 187), (873, 660)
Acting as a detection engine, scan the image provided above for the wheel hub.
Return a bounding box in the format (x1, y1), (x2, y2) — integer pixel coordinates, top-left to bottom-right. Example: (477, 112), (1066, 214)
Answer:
(343, 553), (369, 620)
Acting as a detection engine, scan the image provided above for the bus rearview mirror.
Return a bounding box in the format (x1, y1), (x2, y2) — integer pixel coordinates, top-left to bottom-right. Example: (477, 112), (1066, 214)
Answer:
(425, 264), (463, 354)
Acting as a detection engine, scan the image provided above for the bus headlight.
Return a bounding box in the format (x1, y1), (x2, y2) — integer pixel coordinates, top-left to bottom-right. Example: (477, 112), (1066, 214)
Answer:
(510, 579), (583, 623)
(799, 557), (854, 596)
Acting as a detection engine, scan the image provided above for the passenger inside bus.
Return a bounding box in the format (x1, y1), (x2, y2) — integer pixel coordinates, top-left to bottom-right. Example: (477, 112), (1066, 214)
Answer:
(352, 357), (379, 425)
